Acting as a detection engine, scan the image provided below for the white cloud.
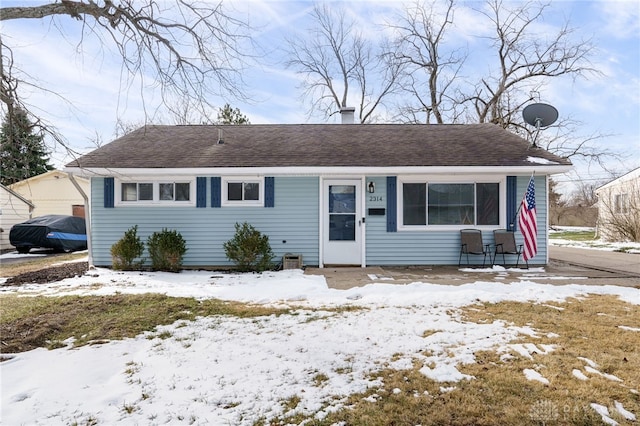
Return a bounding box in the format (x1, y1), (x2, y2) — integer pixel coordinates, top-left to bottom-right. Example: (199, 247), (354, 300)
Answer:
(595, 0), (640, 39)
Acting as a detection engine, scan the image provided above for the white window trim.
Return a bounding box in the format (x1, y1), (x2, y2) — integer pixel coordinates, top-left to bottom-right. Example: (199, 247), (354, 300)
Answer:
(614, 193), (628, 214)
(397, 175), (506, 231)
(221, 176), (264, 207)
(115, 178), (196, 207)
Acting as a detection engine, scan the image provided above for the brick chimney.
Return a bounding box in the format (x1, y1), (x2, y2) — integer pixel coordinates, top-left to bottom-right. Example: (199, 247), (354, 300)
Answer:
(340, 107), (355, 124)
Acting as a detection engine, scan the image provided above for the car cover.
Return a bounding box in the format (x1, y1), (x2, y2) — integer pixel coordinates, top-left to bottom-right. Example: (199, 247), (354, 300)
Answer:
(9, 215), (87, 252)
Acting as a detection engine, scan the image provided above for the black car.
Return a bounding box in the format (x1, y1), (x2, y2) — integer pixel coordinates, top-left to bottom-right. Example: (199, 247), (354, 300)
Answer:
(9, 215), (87, 254)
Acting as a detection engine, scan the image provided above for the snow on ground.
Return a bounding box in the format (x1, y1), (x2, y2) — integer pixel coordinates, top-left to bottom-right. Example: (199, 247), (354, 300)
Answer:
(1, 265), (639, 425)
(549, 226), (640, 253)
(0, 251), (49, 260)
(1, 236), (639, 425)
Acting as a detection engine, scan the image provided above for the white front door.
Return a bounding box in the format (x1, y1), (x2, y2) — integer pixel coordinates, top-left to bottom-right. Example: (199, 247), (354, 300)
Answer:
(323, 179), (363, 265)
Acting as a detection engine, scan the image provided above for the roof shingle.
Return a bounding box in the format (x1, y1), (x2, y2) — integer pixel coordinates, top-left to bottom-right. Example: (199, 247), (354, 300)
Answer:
(66, 123), (571, 169)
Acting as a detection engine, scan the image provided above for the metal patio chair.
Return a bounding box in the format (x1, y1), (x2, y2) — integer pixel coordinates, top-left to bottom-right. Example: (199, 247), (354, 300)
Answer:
(459, 229), (491, 267)
(493, 229), (527, 269)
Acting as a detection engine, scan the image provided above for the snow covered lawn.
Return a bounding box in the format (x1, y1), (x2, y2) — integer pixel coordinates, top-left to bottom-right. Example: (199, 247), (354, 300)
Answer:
(1, 264), (639, 425)
(550, 226), (640, 253)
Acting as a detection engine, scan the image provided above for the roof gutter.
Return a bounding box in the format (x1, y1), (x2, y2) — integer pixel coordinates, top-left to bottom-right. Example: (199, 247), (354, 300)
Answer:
(64, 165), (573, 178)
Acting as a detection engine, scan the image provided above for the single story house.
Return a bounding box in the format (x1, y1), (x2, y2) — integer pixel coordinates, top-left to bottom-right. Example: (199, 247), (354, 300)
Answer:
(595, 167), (640, 242)
(0, 184), (35, 251)
(64, 121), (572, 268)
(9, 170), (90, 218)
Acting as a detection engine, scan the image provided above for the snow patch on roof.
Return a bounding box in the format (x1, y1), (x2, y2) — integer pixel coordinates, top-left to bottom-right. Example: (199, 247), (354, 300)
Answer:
(527, 156), (559, 165)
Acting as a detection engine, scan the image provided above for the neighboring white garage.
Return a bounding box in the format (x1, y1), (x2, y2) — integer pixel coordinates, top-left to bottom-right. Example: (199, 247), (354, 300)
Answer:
(0, 184), (35, 251)
(9, 170), (89, 218)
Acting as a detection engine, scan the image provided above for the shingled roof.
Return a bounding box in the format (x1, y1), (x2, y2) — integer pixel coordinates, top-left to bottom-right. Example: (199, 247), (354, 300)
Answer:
(66, 123), (571, 169)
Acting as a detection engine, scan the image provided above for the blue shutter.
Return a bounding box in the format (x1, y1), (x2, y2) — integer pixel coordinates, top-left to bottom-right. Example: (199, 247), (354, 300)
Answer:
(386, 176), (397, 232)
(506, 176), (517, 231)
(211, 177), (221, 208)
(196, 177), (207, 207)
(264, 177), (275, 208)
(104, 177), (114, 208)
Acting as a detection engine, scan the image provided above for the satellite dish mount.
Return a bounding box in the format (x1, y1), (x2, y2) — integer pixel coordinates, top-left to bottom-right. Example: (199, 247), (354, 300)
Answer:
(522, 103), (558, 147)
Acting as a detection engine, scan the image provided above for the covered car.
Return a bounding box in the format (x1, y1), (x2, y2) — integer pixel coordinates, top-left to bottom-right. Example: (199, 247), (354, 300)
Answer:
(9, 215), (87, 253)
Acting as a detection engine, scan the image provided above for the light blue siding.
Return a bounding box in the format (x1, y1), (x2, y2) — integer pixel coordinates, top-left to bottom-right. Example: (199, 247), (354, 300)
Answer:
(92, 174), (549, 267)
(514, 175), (548, 264)
(365, 175), (548, 266)
(91, 177), (319, 267)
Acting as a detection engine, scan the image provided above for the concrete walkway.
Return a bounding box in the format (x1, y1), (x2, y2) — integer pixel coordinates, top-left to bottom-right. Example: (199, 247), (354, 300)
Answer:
(305, 248), (640, 290)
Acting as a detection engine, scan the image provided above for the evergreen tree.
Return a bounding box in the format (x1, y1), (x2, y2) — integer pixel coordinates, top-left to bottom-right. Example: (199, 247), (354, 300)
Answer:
(0, 108), (54, 186)
(216, 104), (250, 125)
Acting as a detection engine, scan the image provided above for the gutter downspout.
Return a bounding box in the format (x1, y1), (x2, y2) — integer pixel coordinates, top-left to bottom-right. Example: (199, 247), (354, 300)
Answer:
(68, 173), (93, 268)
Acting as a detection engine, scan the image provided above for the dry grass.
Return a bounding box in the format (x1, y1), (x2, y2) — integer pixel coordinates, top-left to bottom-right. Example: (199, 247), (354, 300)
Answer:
(0, 252), (86, 277)
(270, 295), (640, 425)
(0, 294), (290, 352)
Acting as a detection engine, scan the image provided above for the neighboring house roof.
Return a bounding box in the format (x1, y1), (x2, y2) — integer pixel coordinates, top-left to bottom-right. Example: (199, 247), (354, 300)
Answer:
(9, 170), (89, 189)
(596, 167), (640, 192)
(0, 184), (36, 209)
(65, 123), (571, 171)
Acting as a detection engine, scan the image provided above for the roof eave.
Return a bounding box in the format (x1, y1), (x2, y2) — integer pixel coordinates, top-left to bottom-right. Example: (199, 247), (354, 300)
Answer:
(65, 164), (573, 177)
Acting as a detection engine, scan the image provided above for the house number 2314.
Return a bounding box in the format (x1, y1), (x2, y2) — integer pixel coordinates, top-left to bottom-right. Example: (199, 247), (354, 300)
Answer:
(369, 195), (383, 202)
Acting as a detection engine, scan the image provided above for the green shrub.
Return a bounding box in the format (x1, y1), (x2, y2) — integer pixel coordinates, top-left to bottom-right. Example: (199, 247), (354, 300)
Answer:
(111, 225), (145, 270)
(223, 222), (274, 272)
(146, 229), (187, 272)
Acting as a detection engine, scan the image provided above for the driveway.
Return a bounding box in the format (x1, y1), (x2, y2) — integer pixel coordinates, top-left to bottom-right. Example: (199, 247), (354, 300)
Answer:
(549, 246), (640, 277)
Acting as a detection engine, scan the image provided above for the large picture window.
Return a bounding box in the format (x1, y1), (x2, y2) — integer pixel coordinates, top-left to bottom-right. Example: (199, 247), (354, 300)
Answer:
(400, 180), (500, 228)
(428, 183), (474, 225)
(118, 180), (193, 205)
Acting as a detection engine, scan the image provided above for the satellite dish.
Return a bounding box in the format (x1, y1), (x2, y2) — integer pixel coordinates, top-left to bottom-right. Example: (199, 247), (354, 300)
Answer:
(523, 103), (558, 128)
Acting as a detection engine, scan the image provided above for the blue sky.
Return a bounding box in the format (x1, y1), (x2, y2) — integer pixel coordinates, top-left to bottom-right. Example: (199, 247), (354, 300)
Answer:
(2, 0), (639, 196)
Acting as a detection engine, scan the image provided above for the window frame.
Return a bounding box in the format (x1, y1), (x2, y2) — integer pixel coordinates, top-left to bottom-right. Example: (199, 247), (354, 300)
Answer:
(614, 193), (628, 214)
(115, 178), (196, 206)
(221, 176), (264, 207)
(397, 176), (505, 231)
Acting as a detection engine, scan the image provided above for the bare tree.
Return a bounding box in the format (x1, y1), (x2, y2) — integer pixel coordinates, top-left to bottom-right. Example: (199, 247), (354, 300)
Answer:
(548, 178), (568, 226)
(388, 0), (464, 124)
(1, 0), (251, 155)
(461, 0), (597, 130)
(164, 97), (216, 126)
(571, 180), (600, 208)
(535, 116), (619, 169)
(388, 0), (616, 172)
(285, 3), (403, 123)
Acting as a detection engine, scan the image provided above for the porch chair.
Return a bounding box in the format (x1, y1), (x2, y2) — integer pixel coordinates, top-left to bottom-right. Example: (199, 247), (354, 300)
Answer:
(493, 229), (527, 269)
(459, 229), (491, 267)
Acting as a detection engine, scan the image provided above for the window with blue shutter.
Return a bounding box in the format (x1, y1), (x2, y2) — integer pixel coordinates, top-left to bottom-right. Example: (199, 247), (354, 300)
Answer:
(104, 177), (114, 208)
(265, 177), (275, 208)
(211, 177), (221, 208)
(386, 176), (397, 232)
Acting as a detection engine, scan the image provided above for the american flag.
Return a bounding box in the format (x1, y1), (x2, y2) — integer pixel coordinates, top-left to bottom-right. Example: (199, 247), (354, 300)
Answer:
(519, 176), (537, 261)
